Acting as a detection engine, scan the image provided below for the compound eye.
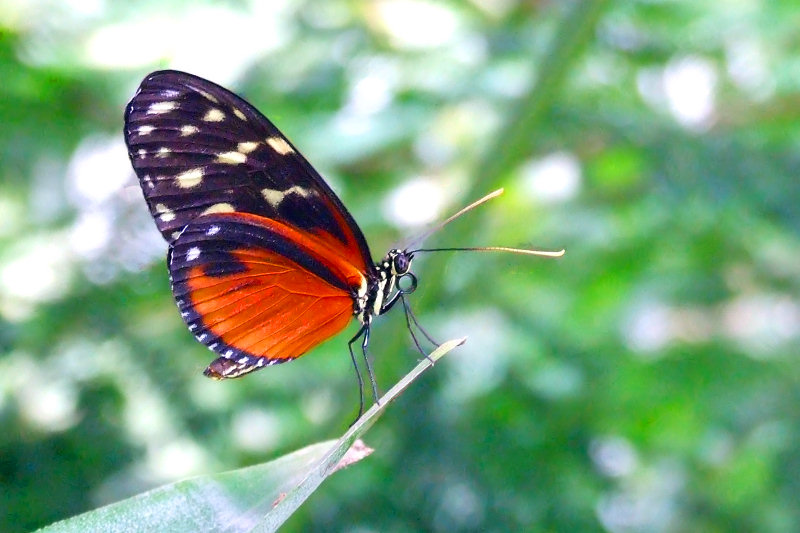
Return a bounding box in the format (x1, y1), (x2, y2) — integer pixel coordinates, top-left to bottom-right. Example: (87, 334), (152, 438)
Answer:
(393, 253), (411, 274)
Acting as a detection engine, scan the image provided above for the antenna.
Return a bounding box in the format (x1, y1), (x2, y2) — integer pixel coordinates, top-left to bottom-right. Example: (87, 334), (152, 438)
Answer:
(402, 188), (505, 250)
(401, 188), (565, 259)
(410, 246), (565, 257)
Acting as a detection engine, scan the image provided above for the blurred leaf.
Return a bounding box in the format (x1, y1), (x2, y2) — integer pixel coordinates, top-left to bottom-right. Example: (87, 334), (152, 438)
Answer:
(38, 338), (464, 533)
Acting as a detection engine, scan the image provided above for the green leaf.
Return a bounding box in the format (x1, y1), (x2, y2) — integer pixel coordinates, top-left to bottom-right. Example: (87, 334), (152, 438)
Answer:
(38, 338), (465, 533)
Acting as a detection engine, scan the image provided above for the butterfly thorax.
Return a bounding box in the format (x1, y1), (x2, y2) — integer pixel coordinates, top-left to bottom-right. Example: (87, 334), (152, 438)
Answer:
(356, 249), (416, 325)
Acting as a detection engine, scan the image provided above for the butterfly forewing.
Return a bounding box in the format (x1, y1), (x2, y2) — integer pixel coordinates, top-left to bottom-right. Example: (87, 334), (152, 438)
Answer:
(124, 70), (373, 274)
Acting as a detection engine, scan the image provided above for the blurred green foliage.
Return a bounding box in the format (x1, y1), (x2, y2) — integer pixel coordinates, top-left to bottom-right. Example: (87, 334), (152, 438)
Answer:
(2, 1), (800, 532)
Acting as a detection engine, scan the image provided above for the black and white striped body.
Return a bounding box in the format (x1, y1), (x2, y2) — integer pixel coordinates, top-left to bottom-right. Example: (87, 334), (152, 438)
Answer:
(356, 249), (416, 326)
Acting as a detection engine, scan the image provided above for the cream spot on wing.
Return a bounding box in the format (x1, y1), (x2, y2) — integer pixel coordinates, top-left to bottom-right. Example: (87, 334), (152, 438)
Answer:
(207, 225), (220, 236)
(197, 89), (219, 104)
(285, 185), (310, 197)
(237, 141), (259, 154)
(155, 203), (176, 222)
(175, 168), (204, 188)
(203, 108), (225, 122)
(138, 125), (155, 135)
(137, 149), (147, 157)
(201, 203), (235, 215)
(171, 231), (182, 240)
(156, 147), (172, 158)
(233, 107), (247, 121)
(260, 185), (310, 207)
(186, 247), (201, 261)
(217, 151), (247, 164)
(180, 124), (199, 136)
(266, 136), (294, 155)
(148, 101), (177, 114)
(261, 188), (284, 207)
(358, 277), (368, 299)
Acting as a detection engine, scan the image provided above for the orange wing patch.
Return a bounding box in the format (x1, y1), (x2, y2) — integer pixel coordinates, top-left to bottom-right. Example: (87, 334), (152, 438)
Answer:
(185, 248), (354, 364)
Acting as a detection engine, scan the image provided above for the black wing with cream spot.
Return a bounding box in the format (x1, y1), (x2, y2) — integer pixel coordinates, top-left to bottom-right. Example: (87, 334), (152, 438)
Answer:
(124, 70), (374, 273)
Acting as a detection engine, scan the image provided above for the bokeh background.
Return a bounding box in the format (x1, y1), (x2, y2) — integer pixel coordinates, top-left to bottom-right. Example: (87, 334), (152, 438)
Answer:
(2, 1), (799, 531)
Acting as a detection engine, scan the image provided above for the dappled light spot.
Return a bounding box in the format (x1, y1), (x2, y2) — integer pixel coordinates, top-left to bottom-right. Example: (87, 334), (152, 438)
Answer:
(383, 177), (446, 227)
(520, 151), (582, 203)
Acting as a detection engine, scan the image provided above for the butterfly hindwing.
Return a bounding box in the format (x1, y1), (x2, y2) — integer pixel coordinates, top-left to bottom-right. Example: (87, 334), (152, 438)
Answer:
(124, 70), (374, 274)
(169, 212), (363, 377)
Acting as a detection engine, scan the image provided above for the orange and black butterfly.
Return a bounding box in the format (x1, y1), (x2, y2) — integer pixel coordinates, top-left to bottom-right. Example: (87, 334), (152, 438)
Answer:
(124, 70), (561, 418)
(124, 70), (429, 415)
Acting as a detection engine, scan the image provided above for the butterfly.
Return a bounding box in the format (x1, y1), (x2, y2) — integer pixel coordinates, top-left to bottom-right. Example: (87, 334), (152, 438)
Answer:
(124, 70), (563, 418)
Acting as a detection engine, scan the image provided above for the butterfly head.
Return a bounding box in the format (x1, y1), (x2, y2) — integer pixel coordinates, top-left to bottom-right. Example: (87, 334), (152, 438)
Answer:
(387, 248), (413, 276)
(363, 248), (417, 321)
(376, 248), (416, 293)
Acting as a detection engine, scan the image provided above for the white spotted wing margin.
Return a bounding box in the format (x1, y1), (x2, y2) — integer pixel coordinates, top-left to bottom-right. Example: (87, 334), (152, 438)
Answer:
(123, 70), (375, 273)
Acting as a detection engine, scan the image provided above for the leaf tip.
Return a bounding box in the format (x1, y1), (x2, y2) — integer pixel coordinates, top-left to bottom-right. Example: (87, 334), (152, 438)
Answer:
(332, 439), (374, 473)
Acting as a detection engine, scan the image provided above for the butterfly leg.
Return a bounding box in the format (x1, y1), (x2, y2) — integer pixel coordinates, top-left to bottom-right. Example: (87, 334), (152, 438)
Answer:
(401, 294), (441, 350)
(348, 326), (367, 422)
(360, 325), (381, 407)
(401, 295), (431, 362)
